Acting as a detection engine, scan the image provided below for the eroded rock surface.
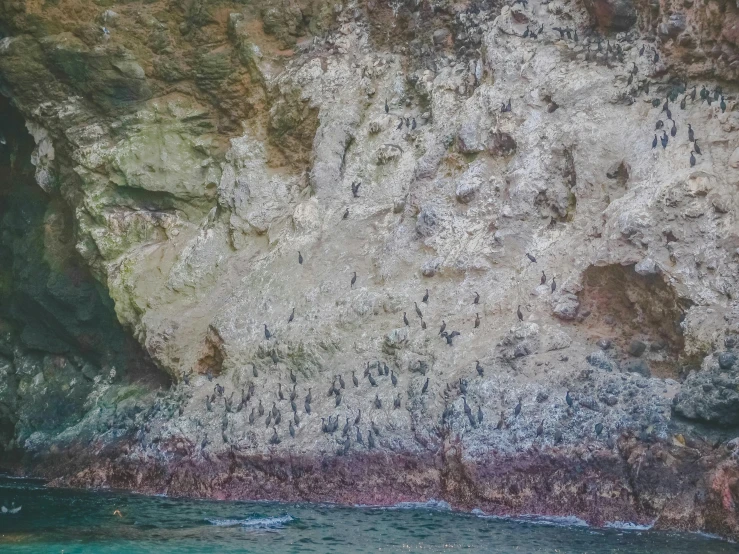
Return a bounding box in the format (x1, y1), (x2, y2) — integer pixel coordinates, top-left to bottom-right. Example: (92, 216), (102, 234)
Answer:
(0, 0), (738, 540)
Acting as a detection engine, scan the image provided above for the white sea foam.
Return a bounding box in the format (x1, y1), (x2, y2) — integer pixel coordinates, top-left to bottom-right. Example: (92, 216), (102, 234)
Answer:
(604, 520), (655, 531)
(206, 514), (294, 528)
(354, 499), (452, 511)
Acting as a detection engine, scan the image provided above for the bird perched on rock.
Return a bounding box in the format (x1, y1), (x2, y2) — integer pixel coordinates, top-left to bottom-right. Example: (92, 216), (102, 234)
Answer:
(595, 422), (604, 436)
(688, 124), (694, 142)
(496, 411), (505, 430)
(526, 253), (537, 263)
(264, 324), (272, 340)
(288, 308), (295, 324)
(474, 313), (480, 328)
(351, 181), (361, 198)
(517, 305), (524, 322)
(422, 289), (429, 303)
(473, 292), (480, 304)
(541, 271), (546, 285)
(351, 271), (357, 288)
(537, 420), (544, 436)
(343, 207), (349, 220)
(205, 396), (213, 412)
(720, 96), (726, 113)
(352, 371), (359, 387)
(514, 398), (522, 417)
(278, 383), (285, 401)
(289, 421), (295, 438)
(566, 390), (573, 408)
(421, 319), (427, 330)
(661, 131), (668, 149)
(215, 383), (224, 397)
(385, 99), (389, 114)
(403, 312), (409, 326)
(270, 427), (280, 444)
(374, 394), (382, 409)
(396, 118), (403, 130)
(671, 120), (677, 137)
(690, 151), (696, 167)
(394, 393), (401, 409)
(439, 321), (446, 335)
(249, 408), (255, 424)
(355, 426), (364, 446)
(294, 412), (300, 425)
(343, 417), (351, 437)
(415, 302), (423, 319)
(422, 378), (429, 394)
(459, 379), (468, 395)
(477, 406), (483, 424)
(551, 278), (557, 293)
(652, 135), (657, 149)
(354, 410), (362, 425)
(391, 370), (397, 386)
(694, 140), (702, 155)
(476, 360), (484, 377)
(368, 373), (377, 387)
(258, 399), (264, 415)
(368, 429), (376, 448)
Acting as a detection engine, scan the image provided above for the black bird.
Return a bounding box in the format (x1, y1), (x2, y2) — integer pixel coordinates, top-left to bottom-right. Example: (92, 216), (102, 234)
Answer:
(374, 394), (382, 409)
(655, 120), (663, 130)
(694, 140), (701, 155)
(206, 395), (213, 412)
(304, 401), (311, 414)
(405, 117), (410, 128)
(352, 181), (361, 198)
(439, 321), (446, 335)
(421, 319), (427, 330)
(671, 120), (677, 137)
(476, 360), (484, 376)
(720, 96), (726, 113)
(653, 50), (659, 63)
(368, 373), (377, 387)
(356, 426), (364, 446)
(700, 85), (708, 100)
(517, 305), (524, 322)
(258, 399), (264, 415)
(422, 289), (429, 303)
(652, 135), (657, 149)
(459, 378), (468, 395)
(446, 334), (454, 346)
(354, 409), (361, 425)
(680, 96), (686, 110)
(289, 421), (295, 438)
(566, 390), (573, 407)
(206, 368), (214, 382)
(595, 422), (604, 436)
(627, 73), (633, 86)
(335, 393), (342, 407)
(474, 313), (480, 328)
(275, 410), (282, 425)
(265, 412), (272, 427)
(639, 44), (645, 56)
(253, 365), (259, 378)
(278, 383), (284, 401)
(287, 308), (295, 324)
(249, 408), (255, 424)
(384, 363), (389, 376)
(391, 370), (398, 387)
(338, 374), (345, 389)
(477, 405), (483, 424)
(368, 429), (376, 448)
(411, 118), (416, 130)
(270, 427), (280, 445)
(384, 99), (389, 114)
(662, 99), (669, 113)
(541, 271), (546, 285)
(343, 207), (349, 220)
(690, 151), (696, 167)
(215, 383), (224, 396)
(687, 123), (695, 142)
(554, 429), (563, 443)
(506, 98), (511, 112)
(272, 402), (278, 417)
(422, 378), (429, 394)
(364, 362), (371, 377)
(661, 131), (668, 149)
(343, 417), (351, 437)
(707, 95), (713, 106)
(306, 388), (312, 404)
(396, 118), (403, 130)
(714, 88), (721, 101)
(264, 324), (272, 340)
(514, 398), (522, 417)
(526, 253), (537, 263)
(351, 271), (357, 288)
(291, 400), (297, 413)
(473, 292), (480, 304)
(463, 396), (472, 417)
(537, 419), (544, 437)
(551, 277), (556, 293)
(294, 412), (300, 425)
(414, 302), (423, 319)
(394, 393), (401, 409)
(496, 411), (505, 430)
(690, 86), (696, 101)
(403, 312), (409, 326)
(523, 26), (529, 38)
(352, 371), (359, 387)
(665, 107), (672, 120)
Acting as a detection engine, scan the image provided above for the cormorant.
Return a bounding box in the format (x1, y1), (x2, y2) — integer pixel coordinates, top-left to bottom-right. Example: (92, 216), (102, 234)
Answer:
(384, 363), (389, 376)
(275, 410), (282, 425)
(422, 289), (429, 303)
(385, 99), (389, 114)
(215, 383), (224, 396)
(294, 412), (300, 425)
(661, 131), (668, 148)
(368, 429), (375, 448)
(343, 417), (351, 437)
(566, 390), (573, 407)
(405, 117), (410, 128)
(249, 408), (255, 424)
(463, 396), (472, 417)
(720, 96), (726, 113)
(639, 44), (645, 56)
(368, 373), (377, 387)
(541, 271), (546, 285)
(391, 370), (397, 386)
(270, 427), (281, 444)
(343, 207), (349, 220)
(662, 99), (668, 112)
(206, 396), (213, 412)
(272, 402), (279, 418)
(305, 401), (312, 414)
(474, 313), (480, 328)
(514, 398), (522, 417)
(496, 411), (505, 430)
(298, 251), (303, 264)
(523, 25), (529, 38)
(335, 393), (342, 407)
(537, 420), (544, 436)
(671, 120), (677, 137)
(394, 393), (401, 409)
(403, 312), (409, 326)
(339, 374), (345, 389)
(517, 305), (524, 322)
(225, 392), (234, 412)
(459, 379), (468, 395)
(680, 96), (686, 110)
(266, 412), (272, 426)
(278, 383), (284, 401)
(415, 302), (423, 319)
(477, 405), (483, 424)
(374, 394), (382, 409)
(694, 140), (701, 155)
(446, 334), (454, 346)
(652, 135), (657, 149)
(253, 365), (259, 378)
(526, 253), (537, 263)
(306, 388), (312, 404)
(690, 151), (696, 167)
(291, 400), (297, 413)
(411, 118), (417, 130)
(422, 378), (429, 394)
(688, 124), (694, 142)
(352, 371), (359, 387)
(653, 50), (659, 63)
(554, 429), (563, 443)
(439, 321), (446, 335)
(264, 324), (272, 340)
(551, 277), (557, 293)
(289, 421), (295, 438)
(421, 320), (427, 330)
(351, 271), (357, 288)
(396, 118), (403, 130)
(595, 422), (603, 436)
(355, 426), (364, 446)
(288, 308), (295, 323)
(259, 400), (265, 416)
(655, 120), (663, 130)
(714, 87), (721, 100)
(476, 360), (484, 376)
(207, 369), (213, 382)
(473, 291), (480, 304)
(665, 108), (672, 120)
(355, 409), (361, 425)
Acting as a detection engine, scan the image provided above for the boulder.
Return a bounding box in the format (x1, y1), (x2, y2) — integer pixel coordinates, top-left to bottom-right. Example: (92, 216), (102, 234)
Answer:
(583, 0), (637, 31)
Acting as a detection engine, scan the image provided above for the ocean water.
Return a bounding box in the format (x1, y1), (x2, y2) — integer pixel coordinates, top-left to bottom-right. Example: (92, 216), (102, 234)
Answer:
(0, 475), (734, 553)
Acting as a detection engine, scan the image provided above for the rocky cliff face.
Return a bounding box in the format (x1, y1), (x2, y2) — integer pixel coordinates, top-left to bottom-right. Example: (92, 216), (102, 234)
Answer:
(0, 0), (738, 539)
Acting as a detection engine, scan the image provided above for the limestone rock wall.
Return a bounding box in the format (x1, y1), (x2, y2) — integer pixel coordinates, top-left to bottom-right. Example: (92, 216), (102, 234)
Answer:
(0, 0), (738, 539)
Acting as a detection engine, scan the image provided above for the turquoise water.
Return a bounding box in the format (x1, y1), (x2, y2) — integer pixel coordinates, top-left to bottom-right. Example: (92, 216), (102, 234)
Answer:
(0, 476), (734, 553)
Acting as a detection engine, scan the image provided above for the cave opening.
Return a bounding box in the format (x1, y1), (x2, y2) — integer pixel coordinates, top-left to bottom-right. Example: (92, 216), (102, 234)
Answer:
(0, 94), (169, 456)
(575, 264), (696, 380)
